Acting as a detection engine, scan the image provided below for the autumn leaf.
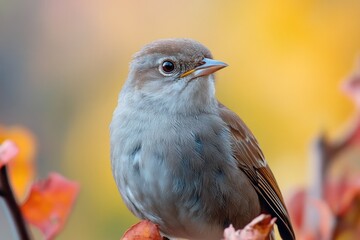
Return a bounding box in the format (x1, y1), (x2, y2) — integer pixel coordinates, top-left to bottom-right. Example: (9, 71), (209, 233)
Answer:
(21, 173), (80, 240)
(121, 220), (162, 240)
(0, 125), (36, 200)
(223, 214), (276, 240)
(121, 216), (275, 240)
(286, 188), (306, 231)
(0, 140), (19, 168)
(287, 188), (335, 240)
(325, 176), (360, 217)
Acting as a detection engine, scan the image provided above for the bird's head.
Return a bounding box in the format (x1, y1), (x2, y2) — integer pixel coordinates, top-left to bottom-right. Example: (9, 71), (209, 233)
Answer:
(121, 38), (227, 114)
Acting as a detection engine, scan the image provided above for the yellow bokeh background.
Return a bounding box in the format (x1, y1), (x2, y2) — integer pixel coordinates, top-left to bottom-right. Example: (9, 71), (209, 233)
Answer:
(1, 0), (360, 239)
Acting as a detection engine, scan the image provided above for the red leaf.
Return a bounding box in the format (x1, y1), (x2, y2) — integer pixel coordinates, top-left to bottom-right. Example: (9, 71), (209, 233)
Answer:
(287, 188), (335, 240)
(287, 188), (306, 230)
(325, 177), (360, 216)
(21, 173), (80, 240)
(0, 140), (18, 168)
(223, 214), (276, 240)
(310, 199), (334, 240)
(121, 220), (162, 240)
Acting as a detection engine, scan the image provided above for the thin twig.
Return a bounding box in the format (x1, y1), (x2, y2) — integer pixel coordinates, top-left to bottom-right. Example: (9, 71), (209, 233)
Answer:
(0, 166), (31, 240)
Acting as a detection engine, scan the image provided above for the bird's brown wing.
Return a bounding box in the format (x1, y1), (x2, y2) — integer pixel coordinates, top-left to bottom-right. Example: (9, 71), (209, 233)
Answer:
(218, 102), (296, 240)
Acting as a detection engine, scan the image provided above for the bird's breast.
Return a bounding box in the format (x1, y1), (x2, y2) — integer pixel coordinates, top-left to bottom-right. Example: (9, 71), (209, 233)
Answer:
(110, 108), (260, 239)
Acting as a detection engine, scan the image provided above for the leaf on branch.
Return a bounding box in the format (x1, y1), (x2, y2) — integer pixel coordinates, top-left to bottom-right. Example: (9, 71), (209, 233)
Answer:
(223, 214), (276, 240)
(21, 173), (80, 240)
(287, 189), (335, 240)
(0, 126), (36, 200)
(0, 140), (18, 168)
(325, 176), (360, 216)
(284, 58), (360, 240)
(121, 220), (162, 240)
(287, 188), (306, 231)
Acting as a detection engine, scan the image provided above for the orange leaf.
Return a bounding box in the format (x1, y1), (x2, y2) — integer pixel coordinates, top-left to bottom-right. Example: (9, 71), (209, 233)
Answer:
(223, 214), (276, 240)
(121, 220), (162, 240)
(21, 173), (80, 240)
(0, 125), (36, 200)
(0, 140), (18, 168)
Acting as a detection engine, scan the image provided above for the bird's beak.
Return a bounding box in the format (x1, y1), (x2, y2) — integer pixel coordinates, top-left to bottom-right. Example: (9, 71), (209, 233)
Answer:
(180, 58), (228, 79)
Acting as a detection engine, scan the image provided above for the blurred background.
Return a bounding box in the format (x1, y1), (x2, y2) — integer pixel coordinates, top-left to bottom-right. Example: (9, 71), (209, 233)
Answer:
(1, 0), (360, 239)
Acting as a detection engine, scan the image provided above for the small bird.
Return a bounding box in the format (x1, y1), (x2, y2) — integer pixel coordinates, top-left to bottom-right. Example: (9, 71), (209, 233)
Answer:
(110, 39), (295, 240)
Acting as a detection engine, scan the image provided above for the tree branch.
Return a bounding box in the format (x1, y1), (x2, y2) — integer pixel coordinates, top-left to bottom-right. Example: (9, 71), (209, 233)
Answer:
(0, 166), (31, 240)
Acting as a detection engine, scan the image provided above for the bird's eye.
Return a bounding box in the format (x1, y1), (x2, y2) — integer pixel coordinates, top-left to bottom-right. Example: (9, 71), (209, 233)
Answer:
(160, 60), (175, 74)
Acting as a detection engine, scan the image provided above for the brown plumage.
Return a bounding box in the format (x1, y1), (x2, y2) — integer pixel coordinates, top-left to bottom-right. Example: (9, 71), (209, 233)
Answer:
(219, 103), (295, 240)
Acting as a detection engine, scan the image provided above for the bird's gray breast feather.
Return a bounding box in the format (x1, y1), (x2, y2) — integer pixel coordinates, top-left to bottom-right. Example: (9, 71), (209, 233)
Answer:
(110, 109), (260, 238)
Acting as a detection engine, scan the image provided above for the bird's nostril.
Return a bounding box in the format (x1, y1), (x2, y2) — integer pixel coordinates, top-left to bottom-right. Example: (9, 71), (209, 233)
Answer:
(196, 60), (206, 67)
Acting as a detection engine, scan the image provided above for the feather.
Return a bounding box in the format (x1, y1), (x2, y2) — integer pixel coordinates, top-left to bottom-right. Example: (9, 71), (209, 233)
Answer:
(218, 102), (296, 240)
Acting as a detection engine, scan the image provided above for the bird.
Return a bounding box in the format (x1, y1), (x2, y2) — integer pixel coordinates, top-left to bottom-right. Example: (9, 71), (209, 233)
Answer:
(110, 38), (295, 240)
